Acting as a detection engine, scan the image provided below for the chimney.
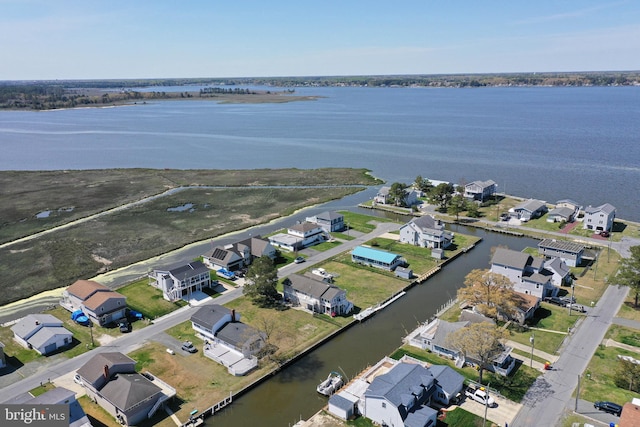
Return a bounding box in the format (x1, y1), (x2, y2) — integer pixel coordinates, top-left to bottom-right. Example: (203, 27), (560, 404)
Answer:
(103, 364), (110, 380)
(231, 309), (236, 322)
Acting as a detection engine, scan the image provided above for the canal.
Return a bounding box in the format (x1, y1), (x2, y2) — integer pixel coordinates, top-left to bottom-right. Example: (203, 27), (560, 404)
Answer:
(209, 204), (540, 426)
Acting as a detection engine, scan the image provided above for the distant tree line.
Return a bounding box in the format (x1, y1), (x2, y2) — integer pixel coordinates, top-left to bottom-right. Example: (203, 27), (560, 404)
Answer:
(200, 87), (257, 95)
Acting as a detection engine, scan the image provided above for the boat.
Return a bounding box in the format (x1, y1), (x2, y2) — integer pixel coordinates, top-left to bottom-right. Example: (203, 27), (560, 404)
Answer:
(316, 371), (343, 396)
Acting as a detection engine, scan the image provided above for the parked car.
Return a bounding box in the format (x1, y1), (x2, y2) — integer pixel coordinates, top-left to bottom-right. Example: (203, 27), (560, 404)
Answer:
(566, 303), (586, 313)
(543, 296), (565, 306)
(73, 373), (84, 385)
(600, 230), (610, 237)
(118, 321), (131, 333)
(181, 341), (197, 353)
(594, 401), (622, 416)
(294, 256), (305, 264)
(559, 296), (576, 305)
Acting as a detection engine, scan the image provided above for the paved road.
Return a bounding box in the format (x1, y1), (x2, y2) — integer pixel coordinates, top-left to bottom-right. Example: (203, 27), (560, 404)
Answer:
(0, 220), (400, 403)
(510, 284), (629, 427)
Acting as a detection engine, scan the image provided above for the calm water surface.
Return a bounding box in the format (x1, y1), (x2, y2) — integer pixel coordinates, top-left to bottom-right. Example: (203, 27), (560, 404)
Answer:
(0, 86), (638, 220)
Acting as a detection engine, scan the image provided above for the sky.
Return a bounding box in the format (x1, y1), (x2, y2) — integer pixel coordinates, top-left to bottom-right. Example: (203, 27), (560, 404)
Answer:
(2, 0), (640, 80)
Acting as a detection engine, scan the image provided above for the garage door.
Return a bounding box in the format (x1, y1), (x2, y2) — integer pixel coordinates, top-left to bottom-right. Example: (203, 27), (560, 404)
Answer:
(44, 343), (56, 354)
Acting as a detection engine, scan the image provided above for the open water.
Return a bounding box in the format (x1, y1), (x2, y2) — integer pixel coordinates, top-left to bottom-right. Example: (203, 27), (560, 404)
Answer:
(0, 85), (638, 220)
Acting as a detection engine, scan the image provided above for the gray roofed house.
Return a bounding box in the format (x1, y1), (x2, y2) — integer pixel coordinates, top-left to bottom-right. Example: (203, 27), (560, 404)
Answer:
(464, 179), (497, 202)
(99, 373), (162, 412)
(215, 321), (266, 357)
(399, 215), (453, 249)
(328, 392), (358, 420)
(190, 304), (234, 334)
(555, 199), (582, 211)
(76, 352), (136, 390)
(583, 203), (616, 232)
(491, 247), (556, 299)
(546, 206), (576, 223)
(306, 211), (345, 232)
(544, 257), (572, 286)
(538, 238), (584, 267)
(429, 365), (465, 401)
(283, 274), (353, 316)
(203, 236), (276, 271)
(11, 314), (72, 356)
(512, 199), (548, 221)
(149, 260), (211, 302)
(2, 387), (92, 427)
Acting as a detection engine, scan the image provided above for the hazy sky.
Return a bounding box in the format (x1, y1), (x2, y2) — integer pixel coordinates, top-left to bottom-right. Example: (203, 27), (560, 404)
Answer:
(2, 0), (639, 80)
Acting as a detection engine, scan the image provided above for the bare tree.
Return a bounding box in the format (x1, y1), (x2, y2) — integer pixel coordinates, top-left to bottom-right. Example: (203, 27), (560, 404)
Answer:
(457, 269), (520, 320)
(447, 322), (508, 383)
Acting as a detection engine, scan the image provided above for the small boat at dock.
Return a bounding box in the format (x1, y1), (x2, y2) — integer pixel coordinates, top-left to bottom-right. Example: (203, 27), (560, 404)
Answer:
(316, 371), (343, 396)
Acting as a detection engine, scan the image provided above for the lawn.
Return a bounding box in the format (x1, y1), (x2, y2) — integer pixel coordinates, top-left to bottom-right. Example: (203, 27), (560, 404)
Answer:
(117, 278), (187, 320)
(617, 294), (640, 322)
(339, 211), (397, 233)
(606, 325), (640, 348)
(580, 344), (640, 405)
(311, 240), (343, 252)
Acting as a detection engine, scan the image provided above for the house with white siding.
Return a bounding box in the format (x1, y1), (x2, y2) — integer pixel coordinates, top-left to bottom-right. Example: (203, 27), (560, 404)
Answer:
(538, 238), (584, 267)
(305, 211), (345, 232)
(268, 222), (326, 251)
(490, 247), (557, 299)
(203, 236), (276, 272)
(351, 246), (405, 271)
(399, 215), (453, 249)
(11, 314), (72, 356)
(464, 180), (497, 202)
(583, 203), (616, 232)
(149, 260), (211, 302)
(282, 274), (353, 316)
(511, 199), (548, 222)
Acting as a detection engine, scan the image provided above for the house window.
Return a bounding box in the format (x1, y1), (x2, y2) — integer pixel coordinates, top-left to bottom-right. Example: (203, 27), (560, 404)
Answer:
(381, 402), (386, 408)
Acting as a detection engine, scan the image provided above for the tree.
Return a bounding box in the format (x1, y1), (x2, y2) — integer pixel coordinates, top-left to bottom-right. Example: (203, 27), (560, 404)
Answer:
(614, 357), (640, 392)
(429, 182), (455, 212)
(465, 200), (481, 218)
(244, 256), (279, 306)
(618, 245), (640, 307)
(447, 322), (508, 384)
(448, 194), (466, 221)
(389, 182), (409, 206)
(414, 175), (432, 193)
(457, 269), (521, 320)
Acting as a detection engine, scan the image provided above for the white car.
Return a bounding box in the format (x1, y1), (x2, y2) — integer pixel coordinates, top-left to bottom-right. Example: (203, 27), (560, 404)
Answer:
(73, 374), (83, 386)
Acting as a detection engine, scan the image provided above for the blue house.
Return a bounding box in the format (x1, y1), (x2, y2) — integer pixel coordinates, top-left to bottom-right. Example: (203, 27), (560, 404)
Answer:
(351, 246), (404, 271)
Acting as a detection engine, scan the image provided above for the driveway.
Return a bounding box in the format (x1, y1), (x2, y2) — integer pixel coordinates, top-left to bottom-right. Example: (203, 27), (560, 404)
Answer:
(456, 394), (522, 426)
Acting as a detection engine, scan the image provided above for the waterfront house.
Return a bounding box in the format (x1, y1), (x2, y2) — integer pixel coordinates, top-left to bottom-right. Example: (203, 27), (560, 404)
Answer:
(305, 211), (345, 232)
(149, 260), (211, 302)
(583, 203), (616, 232)
(404, 318), (516, 375)
(76, 352), (174, 427)
(373, 186), (419, 206)
(546, 206), (576, 223)
(464, 179), (497, 202)
(61, 280), (127, 327)
(490, 247), (557, 298)
(538, 238), (584, 268)
(203, 235), (276, 272)
(11, 314), (72, 356)
(511, 199), (548, 222)
(399, 215), (453, 249)
(351, 246), (405, 271)
(374, 186), (391, 204)
(282, 274), (353, 316)
(268, 222), (326, 251)
(555, 199), (582, 212)
(2, 386), (92, 427)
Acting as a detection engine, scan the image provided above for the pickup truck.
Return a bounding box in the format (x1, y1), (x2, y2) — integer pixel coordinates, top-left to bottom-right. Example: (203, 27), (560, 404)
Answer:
(465, 386), (496, 407)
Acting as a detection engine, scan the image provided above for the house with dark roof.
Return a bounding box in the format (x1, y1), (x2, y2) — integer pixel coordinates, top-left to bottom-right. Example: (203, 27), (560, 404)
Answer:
(490, 247), (557, 299)
(583, 203), (616, 232)
(546, 206), (576, 223)
(76, 352), (175, 427)
(190, 305), (265, 375)
(11, 314), (72, 356)
(149, 260), (211, 302)
(511, 199), (548, 222)
(61, 280), (127, 326)
(305, 211), (345, 232)
(464, 180), (496, 202)
(283, 274), (353, 316)
(538, 238), (584, 268)
(399, 215), (453, 249)
(404, 318), (516, 376)
(2, 386), (92, 427)
(202, 236), (276, 271)
(351, 246), (405, 271)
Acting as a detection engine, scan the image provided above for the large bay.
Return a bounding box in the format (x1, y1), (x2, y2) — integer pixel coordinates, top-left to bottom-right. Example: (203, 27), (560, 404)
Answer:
(0, 86), (638, 220)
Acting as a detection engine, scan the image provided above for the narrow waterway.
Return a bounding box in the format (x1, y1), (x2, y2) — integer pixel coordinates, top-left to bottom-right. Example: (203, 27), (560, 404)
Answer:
(210, 222), (539, 426)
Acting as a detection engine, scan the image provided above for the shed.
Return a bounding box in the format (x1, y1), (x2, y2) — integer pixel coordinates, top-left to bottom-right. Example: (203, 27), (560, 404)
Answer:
(328, 392), (359, 420)
(395, 267), (413, 279)
(431, 248), (444, 260)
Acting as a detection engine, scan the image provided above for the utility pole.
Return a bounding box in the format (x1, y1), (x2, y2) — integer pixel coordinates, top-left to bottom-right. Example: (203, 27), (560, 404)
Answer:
(575, 374), (581, 411)
(568, 284), (576, 316)
(529, 332), (535, 368)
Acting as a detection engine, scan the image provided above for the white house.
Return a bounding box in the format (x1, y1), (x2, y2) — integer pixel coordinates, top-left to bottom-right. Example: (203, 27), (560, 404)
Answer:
(305, 211), (345, 232)
(11, 314), (73, 356)
(464, 180), (497, 202)
(374, 186), (419, 206)
(583, 203), (616, 232)
(399, 215), (453, 249)
(282, 274), (353, 316)
(511, 199), (548, 222)
(149, 260), (211, 302)
(538, 238), (584, 268)
(490, 247), (557, 298)
(268, 222), (326, 251)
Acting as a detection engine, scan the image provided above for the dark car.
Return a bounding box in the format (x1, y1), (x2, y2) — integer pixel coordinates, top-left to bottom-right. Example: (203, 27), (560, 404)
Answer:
(181, 341), (197, 353)
(543, 296), (565, 306)
(118, 322), (131, 333)
(600, 230), (610, 238)
(594, 401), (622, 416)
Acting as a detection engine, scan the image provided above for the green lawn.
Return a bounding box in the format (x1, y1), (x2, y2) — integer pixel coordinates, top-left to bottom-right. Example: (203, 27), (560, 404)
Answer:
(312, 240), (343, 251)
(339, 211), (397, 233)
(581, 344), (640, 404)
(117, 278), (187, 319)
(606, 325), (640, 348)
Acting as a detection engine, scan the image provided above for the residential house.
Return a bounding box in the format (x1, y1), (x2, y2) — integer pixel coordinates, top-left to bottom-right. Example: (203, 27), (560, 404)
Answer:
(61, 280), (127, 326)
(464, 180), (497, 202)
(268, 222), (326, 251)
(583, 203), (616, 232)
(190, 304), (266, 374)
(511, 199), (548, 222)
(546, 206), (576, 223)
(351, 246), (405, 271)
(0, 341), (6, 369)
(513, 293), (542, 324)
(203, 236), (276, 271)
(543, 257), (572, 287)
(11, 314), (72, 356)
(305, 211), (345, 232)
(3, 386), (92, 427)
(555, 199), (582, 212)
(149, 260), (211, 302)
(490, 247), (557, 298)
(538, 238), (584, 268)
(404, 318), (516, 375)
(374, 186), (419, 206)
(620, 400), (640, 427)
(76, 352), (175, 427)
(399, 215), (454, 249)
(282, 274), (353, 316)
